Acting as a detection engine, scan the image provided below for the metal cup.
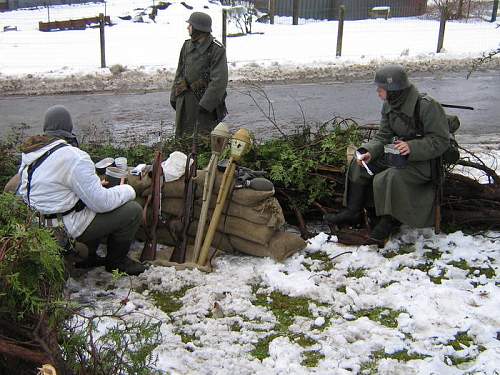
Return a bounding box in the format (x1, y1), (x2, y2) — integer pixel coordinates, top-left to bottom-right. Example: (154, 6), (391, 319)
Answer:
(95, 157), (115, 175)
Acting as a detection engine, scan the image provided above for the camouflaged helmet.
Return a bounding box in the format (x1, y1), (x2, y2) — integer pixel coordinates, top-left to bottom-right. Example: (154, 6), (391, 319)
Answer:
(187, 12), (212, 33)
(374, 65), (410, 91)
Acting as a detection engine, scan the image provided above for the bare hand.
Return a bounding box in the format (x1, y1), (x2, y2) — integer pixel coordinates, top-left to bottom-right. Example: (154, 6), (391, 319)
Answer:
(101, 178), (109, 187)
(356, 151), (372, 165)
(394, 140), (411, 156)
(119, 177), (126, 185)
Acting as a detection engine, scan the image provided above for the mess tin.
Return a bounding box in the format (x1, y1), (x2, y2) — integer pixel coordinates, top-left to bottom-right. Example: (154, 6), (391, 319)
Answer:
(384, 144), (408, 169)
(105, 166), (128, 187)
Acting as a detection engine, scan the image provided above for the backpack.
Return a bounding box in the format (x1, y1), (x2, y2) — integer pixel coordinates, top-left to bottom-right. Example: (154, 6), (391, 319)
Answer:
(414, 95), (460, 165)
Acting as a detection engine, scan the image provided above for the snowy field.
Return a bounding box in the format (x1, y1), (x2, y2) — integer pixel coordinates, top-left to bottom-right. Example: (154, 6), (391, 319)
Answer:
(68, 228), (500, 374)
(0, 0), (499, 81)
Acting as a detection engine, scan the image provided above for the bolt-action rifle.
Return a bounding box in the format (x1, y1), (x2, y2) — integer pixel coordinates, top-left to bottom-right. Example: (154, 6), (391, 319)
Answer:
(140, 151), (162, 261)
(171, 119), (198, 263)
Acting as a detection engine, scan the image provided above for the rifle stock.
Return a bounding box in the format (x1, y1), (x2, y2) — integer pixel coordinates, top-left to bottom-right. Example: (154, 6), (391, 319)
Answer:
(171, 137), (198, 263)
(140, 151), (162, 262)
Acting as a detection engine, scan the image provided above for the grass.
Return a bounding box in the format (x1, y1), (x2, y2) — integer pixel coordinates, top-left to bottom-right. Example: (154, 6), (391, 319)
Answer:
(301, 350), (325, 367)
(423, 245), (443, 260)
(346, 267), (366, 278)
(353, 307), (402, 328)
(304, 251), (334, 271)
(382, 243), (416, 258)
(360, 349), (429, 373)
(336, 285), (347, 293)
(447, 259), (496, 279)
(250, 288), (325, 360)
(150, 285), (194, 315)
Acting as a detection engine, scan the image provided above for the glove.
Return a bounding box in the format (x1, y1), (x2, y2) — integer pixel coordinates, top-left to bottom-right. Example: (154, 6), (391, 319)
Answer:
(170, 100), (176, 110)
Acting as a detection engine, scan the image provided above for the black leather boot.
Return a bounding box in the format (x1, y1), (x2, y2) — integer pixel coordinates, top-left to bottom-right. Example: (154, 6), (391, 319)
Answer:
(365, 215), (400, 248)
(105, 240), (147, 276)
(324, 183), (366, 225)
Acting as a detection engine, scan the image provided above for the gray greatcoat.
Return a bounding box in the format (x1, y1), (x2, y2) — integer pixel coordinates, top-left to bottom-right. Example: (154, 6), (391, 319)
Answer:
(348, 85), (450, 227)
(170, 35), (228, 138)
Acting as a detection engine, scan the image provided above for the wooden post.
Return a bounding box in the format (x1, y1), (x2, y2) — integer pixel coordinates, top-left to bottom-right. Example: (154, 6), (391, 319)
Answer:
(99, 13), (106, 68)
(46, 1), (50, 23)
(269, 0), (275, 25)
(292, 0), (299, 25)
(436, 7), (447, 53)
(491, 0), (498, 22)
(336, 5), (345, 57)
(222, 9), (227, 47)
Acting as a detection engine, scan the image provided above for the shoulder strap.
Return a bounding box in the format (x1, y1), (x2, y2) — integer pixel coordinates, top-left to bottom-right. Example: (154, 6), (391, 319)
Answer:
(26, 142), (69, 205)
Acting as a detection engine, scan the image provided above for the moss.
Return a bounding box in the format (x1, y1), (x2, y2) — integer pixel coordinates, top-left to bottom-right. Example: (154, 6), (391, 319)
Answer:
(150, 285), (194, 315)
(354, 307), (402, 328)
(305, 251), (334, 271)
(230, 322), (241, 332)
(301, 350), (325, 367)
(346, 267), (366, 278)
(423, 245), (442, 260)
(179, 331), (197, 344)
(250, 333), (280, 360)
(380, 281), (398, 288)
(448, 331), (474, 351)
(361, 349), (428, 372)
(336, 285), (347, 293)
(448, 259), (469, 270)
(291, 333), (316, 347)
(382, 243), (416, 259)
(468, 266), (495, 279)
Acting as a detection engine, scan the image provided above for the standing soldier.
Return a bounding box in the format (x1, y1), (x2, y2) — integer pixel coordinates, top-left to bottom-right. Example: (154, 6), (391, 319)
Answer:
(170, 12), (228, 138)
(325, 65), (450, 247)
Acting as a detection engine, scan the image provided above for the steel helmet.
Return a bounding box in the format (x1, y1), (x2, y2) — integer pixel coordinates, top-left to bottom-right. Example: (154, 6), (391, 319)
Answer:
(374, 64), (410, 91)
(186, 12), (212, 33)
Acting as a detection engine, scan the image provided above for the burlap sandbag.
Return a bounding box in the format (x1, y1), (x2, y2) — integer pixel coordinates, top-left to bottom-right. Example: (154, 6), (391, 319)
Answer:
(228, 231), (306, 261)
(162, 196), (284, 229)
(127, 172), (152, 197)
(162, 169), (274, 205)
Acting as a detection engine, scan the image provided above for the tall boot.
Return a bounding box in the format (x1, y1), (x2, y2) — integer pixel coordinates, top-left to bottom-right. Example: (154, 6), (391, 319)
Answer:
(364, 215), (400, 248)
(324, 183), (366, 225)
(105, 239), (147, 276)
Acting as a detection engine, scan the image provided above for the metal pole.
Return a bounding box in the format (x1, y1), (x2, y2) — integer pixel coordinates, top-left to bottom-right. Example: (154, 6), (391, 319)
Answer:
(491, 0), (498, 22)
(99, 13), (106, 68)
(46, 1), (50, 23)
(222, 9), (227, 47)
(292, 0), (299, 25)
(437, 6), (447, 53)
(336, 5), (345, 57)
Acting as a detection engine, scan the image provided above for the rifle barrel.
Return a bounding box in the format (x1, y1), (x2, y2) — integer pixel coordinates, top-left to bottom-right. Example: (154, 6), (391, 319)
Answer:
(441, 103), (474, 110)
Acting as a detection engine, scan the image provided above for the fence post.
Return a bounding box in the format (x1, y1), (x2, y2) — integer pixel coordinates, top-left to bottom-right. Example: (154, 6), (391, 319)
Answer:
(292, 0), (299, 25)
(222, 9), (227, 47)
(492, 0), (499, 22)
(99, 13), (106, 68)
(436, 6), (447, 53)
(336, 5), (345, 57)
(269, 0), (275, 25)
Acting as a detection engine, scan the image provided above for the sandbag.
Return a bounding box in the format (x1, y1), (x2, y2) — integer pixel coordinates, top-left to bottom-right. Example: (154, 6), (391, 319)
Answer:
(162, 196), (284, 229)
(127, 172), (152, 197)
(162, 169), (275, 206)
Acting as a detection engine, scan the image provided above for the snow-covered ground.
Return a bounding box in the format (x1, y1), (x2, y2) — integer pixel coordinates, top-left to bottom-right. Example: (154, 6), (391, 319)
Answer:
(68, 228), (500, 374)
(0, 0), (499, 88)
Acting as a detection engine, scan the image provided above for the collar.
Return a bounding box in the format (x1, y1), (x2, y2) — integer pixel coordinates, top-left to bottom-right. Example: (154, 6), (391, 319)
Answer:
(382, 85), (419, 116)
(188, 34), (213, 54)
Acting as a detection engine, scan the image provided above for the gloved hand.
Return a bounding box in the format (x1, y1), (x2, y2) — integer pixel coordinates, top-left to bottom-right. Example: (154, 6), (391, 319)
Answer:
(170, 100), (176, 110)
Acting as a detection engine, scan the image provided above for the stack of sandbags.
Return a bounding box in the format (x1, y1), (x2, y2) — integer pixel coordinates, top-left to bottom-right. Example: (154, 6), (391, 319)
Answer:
(128, 168), (306, 261)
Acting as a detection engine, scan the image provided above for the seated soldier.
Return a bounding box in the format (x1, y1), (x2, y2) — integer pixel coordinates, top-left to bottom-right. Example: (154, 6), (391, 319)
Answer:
(325, 65), (450, 247)
(16, 105), (146, 275)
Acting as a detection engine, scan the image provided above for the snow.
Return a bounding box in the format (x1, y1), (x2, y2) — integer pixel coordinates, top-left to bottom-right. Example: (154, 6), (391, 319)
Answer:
(67, 227), (500, 374)
(0, 0), (498, 80)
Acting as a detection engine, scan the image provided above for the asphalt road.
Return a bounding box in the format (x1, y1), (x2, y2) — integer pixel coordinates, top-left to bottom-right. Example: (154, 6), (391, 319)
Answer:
(1, 70), (499, 145)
